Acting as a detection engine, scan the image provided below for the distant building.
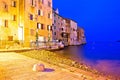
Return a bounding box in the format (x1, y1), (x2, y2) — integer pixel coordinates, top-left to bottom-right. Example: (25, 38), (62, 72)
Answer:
(64, 18), (78, 45)
(77, 27), (86, 44)
(0, 0), (52, 48)
(69, 20), (78, 45)
(52, 9), (68, 46)
(52, 9), (86, 46)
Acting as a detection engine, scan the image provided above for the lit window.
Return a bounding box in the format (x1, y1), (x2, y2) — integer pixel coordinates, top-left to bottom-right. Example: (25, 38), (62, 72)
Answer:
(37, 23), (44, 29)
(12, 1), (16, 7)
(47, 25), (52, 31)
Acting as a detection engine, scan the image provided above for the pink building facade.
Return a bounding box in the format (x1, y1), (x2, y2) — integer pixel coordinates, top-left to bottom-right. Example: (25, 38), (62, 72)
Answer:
(52, 9), (68, 46)
(52, 9), (86, 46)
(69, 20), (78, 45)
(77, 27), (86, 45)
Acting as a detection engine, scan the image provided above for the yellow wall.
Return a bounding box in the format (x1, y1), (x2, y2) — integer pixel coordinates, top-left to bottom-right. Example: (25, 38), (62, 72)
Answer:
(23, 0), (52, 47)
(0, 0), (19, 48)
(0, 0), (52, 48)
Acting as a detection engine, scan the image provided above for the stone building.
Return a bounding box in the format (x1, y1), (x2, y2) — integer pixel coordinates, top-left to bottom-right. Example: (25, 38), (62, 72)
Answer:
(52, 9), (68, 46)
(64, 18), (78, 45)
(0, 0), (52, 48)
(0, 0), (20, 48)
(77, 27), (86, 45)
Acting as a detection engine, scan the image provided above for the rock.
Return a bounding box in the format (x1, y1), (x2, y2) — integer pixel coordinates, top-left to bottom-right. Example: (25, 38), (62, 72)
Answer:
(33, 63), (45, 72)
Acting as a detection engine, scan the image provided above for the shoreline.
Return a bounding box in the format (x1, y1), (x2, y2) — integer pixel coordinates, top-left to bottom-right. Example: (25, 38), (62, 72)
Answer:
(19, 50), (116, 80)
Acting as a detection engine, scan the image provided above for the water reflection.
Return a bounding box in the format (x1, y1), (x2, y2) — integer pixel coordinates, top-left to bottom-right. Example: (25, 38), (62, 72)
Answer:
(94, 60), (120, 77)
(55, 46), (85, 62)
(54, 42), (120, 77)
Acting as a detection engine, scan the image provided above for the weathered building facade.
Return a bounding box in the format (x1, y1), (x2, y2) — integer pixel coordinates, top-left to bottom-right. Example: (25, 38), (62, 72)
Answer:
(52, 9), (68, 46)
(77, 27), (86, 44)
(0, 0), (20, 48)
(69, 20), (77, 45)
(0, 0), (52, 48)
(64, 18), (78, 45)
(22, 0), (52, 46)
(52, 9), (86, 46)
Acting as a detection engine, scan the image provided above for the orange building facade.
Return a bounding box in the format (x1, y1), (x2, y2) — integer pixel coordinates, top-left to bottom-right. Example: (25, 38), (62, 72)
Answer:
(0, 0), (52, 48)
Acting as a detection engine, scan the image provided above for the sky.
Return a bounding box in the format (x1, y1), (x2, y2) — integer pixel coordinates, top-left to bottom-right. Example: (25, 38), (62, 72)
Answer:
(53, 0), (120, 42)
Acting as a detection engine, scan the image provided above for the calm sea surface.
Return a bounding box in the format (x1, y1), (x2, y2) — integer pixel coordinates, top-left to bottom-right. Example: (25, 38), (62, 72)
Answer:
(54, 42), (120, 77)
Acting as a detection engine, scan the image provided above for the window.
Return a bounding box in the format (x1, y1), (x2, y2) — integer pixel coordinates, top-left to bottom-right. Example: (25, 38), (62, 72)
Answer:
(3, 3), (8, 11)
(30, 0), (36, 7)
(8, 36), (13, 41)
(37, 23), (44, 29)
(4, 4), (7, 9)
(48, 1), (51, 7)
(48, 13), (52, 19)
(5, 20), (8, 27)
(54, 20), (56, 23)
(48, 13), (50, 18)
(32, 0), (34, 5)
(30, 14), (33, 20)
(38, 10), (41, 15)
(12, 1), (16, 7)
(37, 9), (43, 16)
(61, 28), (64, 31)
(12, 15), (16, 21)
(54, 32), (56, 35)
(47, 25), (52, 31)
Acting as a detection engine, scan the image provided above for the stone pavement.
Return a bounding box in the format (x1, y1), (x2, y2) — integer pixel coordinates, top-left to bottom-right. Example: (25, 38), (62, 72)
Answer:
(0, 48), (32, 52)
(0, 52), (110, 80)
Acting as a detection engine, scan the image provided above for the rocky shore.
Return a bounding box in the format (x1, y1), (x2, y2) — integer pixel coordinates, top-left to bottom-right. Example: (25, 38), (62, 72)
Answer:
(19, 50), (115, 80)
